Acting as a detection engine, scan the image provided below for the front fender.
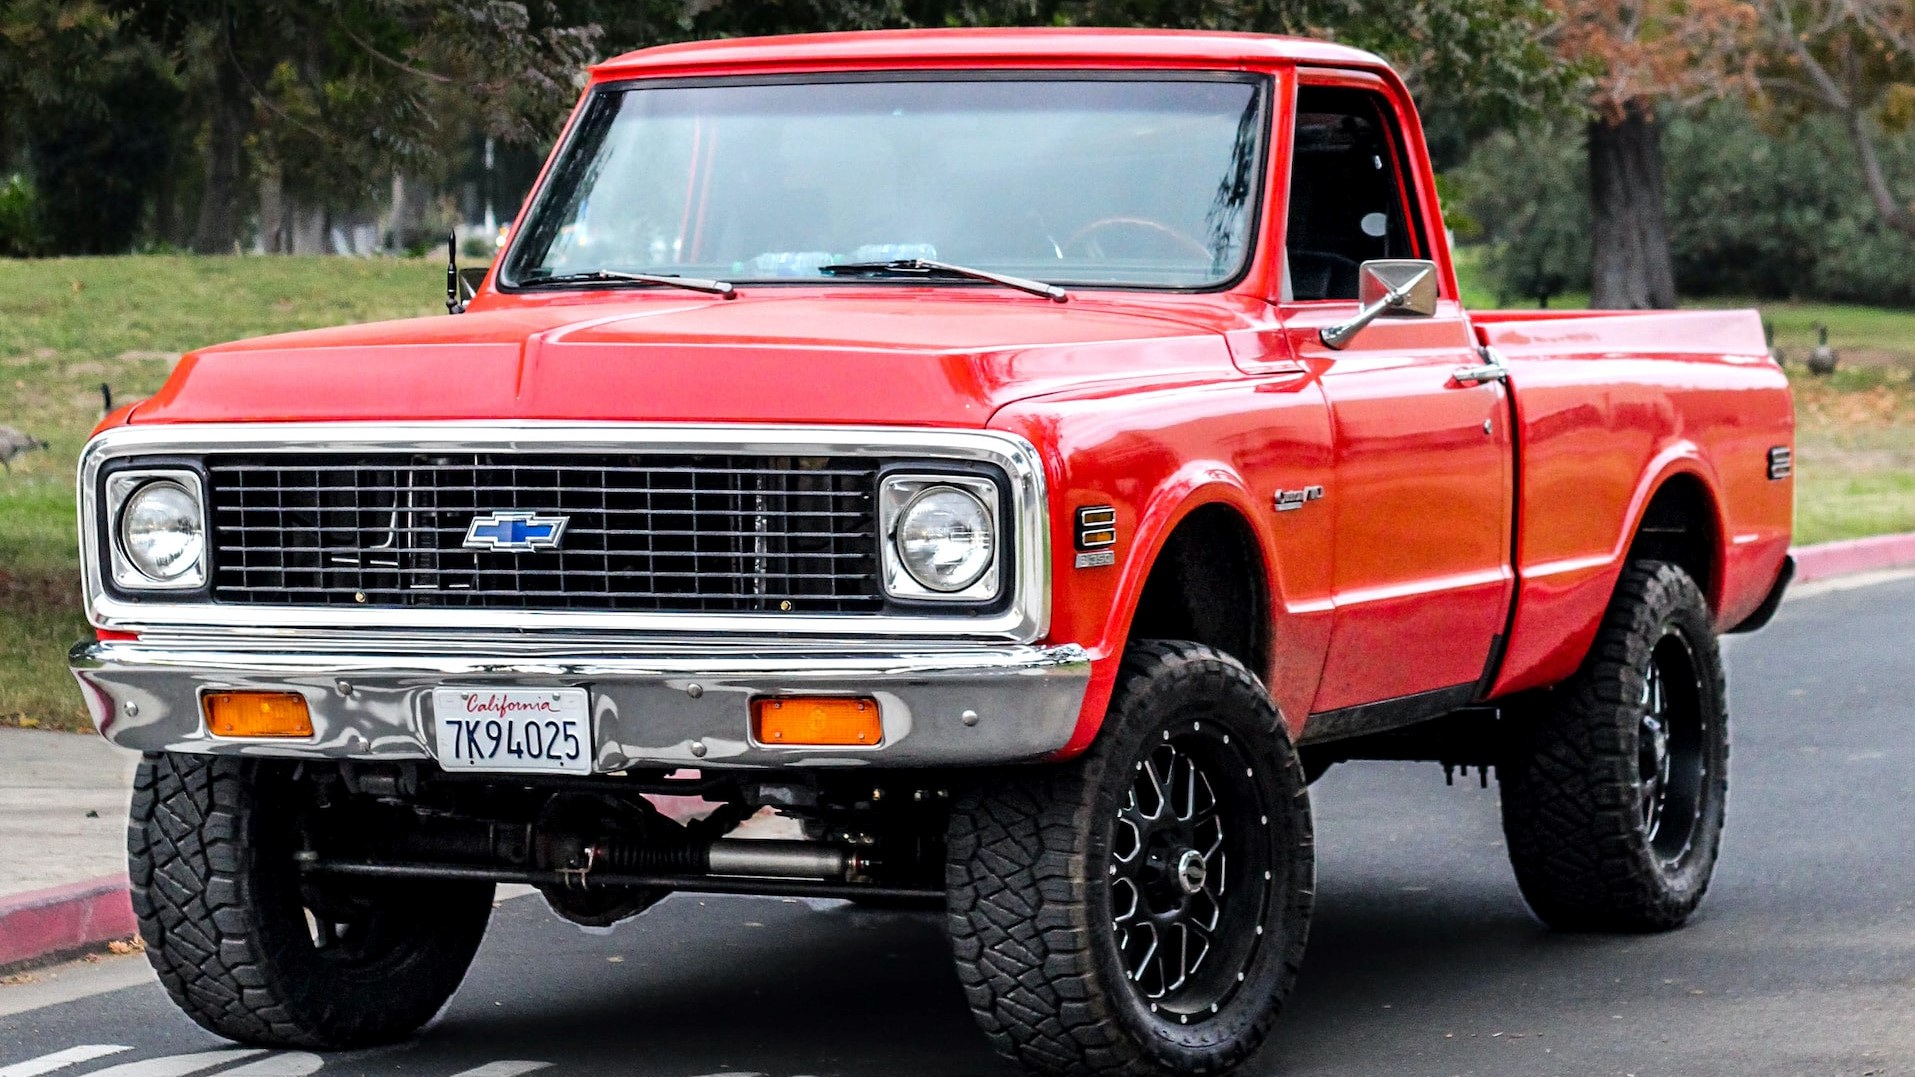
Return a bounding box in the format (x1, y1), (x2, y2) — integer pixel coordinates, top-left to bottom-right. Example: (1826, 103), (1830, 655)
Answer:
(1061, 472), (1281, 757)
(991, 375), (1335, 757)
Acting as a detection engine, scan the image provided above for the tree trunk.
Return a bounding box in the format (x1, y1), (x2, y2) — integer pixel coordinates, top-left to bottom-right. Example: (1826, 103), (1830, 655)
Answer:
(191, 60), (247, 254)
(286, 200), (327, 255)
(257, 167), (285, 253)
(1588, 101), (1677, 309)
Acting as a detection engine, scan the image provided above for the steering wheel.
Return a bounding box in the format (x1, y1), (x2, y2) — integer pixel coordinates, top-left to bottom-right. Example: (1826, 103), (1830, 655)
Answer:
(1063, 217), (1214, 264)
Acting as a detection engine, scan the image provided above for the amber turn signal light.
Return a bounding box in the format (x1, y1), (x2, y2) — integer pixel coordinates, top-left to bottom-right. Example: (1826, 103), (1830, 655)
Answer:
(203, 691), (313, 738)
(752, 696), (882, 746)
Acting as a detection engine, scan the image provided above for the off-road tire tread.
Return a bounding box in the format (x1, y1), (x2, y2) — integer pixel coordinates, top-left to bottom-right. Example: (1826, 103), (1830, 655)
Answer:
(946, 641), (1313, 1077)
(1498, 560), (1729, 932)
(129, 752), (488, 1048)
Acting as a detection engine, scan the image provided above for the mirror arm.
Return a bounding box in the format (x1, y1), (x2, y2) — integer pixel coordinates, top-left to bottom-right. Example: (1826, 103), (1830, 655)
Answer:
(445, 231), (466, 315)
(1319, 273), (1425, 350)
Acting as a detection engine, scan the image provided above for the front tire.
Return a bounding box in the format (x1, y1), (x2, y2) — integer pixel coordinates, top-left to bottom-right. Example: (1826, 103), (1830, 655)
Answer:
(130, 753), (494, 1048)
(1498, 560), (1730, 932)
(945, 642), (1314, 1077)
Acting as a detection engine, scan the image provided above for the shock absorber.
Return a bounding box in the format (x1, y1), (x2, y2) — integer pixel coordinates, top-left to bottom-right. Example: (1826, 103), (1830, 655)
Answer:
(589, 838), (852, 880)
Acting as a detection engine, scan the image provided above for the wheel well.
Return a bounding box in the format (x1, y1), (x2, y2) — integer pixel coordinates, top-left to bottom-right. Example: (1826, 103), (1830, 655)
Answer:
(1126, 504), (1269, 677)
(1626, 475), (1720, 608)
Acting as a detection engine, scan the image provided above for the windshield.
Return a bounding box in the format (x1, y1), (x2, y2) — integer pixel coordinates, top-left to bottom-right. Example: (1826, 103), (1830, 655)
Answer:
(503, 75), (1267, 291)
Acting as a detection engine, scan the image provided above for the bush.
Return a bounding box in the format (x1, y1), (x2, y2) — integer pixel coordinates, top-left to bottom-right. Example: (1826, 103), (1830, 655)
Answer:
(0, 175), (45, 257)
(1449, 123), (1591, 305)
(1664, 102), (1915, 307)
(1805, 216), (1915, 308)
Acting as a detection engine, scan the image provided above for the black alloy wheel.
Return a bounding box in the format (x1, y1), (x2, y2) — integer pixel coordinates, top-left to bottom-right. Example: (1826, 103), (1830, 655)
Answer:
(1637, 629), (1708, 864)
(1109, 727), (1272, 1024)
(947, 641), (1314, 1077)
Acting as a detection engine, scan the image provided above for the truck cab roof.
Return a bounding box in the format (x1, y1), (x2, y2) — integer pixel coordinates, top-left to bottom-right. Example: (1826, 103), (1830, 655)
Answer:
(591, 27), (1391, 81)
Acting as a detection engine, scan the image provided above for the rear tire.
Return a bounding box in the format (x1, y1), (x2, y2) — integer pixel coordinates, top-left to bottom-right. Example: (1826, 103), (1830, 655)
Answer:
(945, 641), (1314, 1077)
(1498, 560), (1729, 932)
(130, 753), (494, 1047)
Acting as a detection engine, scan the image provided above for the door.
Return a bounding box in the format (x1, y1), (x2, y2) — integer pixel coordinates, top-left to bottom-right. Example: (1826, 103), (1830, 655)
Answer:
(1279, 79), (1514, 716)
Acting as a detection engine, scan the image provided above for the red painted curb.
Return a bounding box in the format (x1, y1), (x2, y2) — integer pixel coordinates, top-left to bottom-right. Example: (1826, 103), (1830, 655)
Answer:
(0, 874), (136, 971)
(1793, 532), (1915, 584)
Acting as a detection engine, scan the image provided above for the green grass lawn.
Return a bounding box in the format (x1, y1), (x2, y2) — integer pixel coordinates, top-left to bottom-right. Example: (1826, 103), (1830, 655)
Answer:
(0, 256), (444, 731)
(2, 254), (1912, 731)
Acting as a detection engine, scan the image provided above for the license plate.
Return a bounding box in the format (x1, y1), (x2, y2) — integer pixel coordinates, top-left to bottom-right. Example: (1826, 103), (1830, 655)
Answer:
(432, 687), (592, 774)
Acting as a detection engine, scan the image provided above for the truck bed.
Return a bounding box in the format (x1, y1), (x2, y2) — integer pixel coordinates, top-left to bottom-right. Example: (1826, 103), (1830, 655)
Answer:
(1471, 307), (1793, 699)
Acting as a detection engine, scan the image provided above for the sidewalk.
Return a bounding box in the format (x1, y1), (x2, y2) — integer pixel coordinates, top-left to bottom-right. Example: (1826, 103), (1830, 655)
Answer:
(0, 730), (138, 970)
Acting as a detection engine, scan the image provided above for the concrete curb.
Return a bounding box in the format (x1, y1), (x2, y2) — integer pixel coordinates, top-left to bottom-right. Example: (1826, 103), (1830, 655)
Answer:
(0, 874), (136, 973)
(1792, 532), (1915, 584)
(3, 530), (1912, 974)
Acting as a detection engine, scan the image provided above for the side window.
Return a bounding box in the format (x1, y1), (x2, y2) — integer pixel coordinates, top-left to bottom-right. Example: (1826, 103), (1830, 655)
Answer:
(1284, 86), (1425, 301)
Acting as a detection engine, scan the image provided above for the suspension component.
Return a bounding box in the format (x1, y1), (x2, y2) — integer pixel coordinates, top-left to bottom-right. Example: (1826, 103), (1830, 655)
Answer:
(589, 837), (851, 880)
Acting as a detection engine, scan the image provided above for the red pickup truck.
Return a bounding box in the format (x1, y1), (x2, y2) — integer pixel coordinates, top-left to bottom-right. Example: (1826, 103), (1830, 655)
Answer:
(71, 27), (1794, 1077)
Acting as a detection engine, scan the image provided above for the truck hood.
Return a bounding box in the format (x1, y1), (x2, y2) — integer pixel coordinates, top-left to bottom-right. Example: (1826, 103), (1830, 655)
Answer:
(133, 292), (1247, 428)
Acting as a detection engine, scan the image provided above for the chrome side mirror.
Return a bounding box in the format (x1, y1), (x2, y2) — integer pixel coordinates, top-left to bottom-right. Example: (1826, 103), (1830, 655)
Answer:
(1319, 259), (1439, 350)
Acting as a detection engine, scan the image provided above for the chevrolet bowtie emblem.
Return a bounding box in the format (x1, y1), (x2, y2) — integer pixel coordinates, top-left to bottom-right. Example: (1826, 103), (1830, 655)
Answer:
(463, 511), (569, 553)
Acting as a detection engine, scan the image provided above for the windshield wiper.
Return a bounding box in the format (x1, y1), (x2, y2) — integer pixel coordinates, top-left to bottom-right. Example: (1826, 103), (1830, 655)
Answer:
(819, 258), (1068, 303)
(519, 269), (737, 298)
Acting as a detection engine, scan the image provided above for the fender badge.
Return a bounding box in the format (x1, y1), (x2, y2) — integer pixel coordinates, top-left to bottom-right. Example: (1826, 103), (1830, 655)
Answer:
(1074, 505), (1118, 569)
(1275, 485), (1325, 513)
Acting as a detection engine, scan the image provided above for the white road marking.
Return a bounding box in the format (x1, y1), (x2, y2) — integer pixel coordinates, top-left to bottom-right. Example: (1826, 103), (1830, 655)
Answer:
(85, 1051), (263, 1077)
(445, 1064), (551, 1077)
(0, 1046), (131, 1077)
(216, 1056), (323, 1076)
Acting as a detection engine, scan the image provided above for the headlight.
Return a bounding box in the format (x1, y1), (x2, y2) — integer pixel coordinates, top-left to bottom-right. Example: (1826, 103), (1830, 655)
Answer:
(106, 471), (207, 590)
(899, 487), (993, 591)
(880, 474), (1001, 602)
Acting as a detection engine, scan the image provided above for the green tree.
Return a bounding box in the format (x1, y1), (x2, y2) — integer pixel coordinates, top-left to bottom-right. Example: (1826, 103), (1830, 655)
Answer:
(1752, 0), (1915, 242)
(5, 0), (1584, 256)
(586, 0), (1579, 131)
(0, 0), (177, 253)
(114, 0), (598, 253)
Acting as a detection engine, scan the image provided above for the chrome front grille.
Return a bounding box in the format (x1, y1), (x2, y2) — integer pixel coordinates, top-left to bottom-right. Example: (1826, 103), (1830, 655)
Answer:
(204, 453), (882, 612)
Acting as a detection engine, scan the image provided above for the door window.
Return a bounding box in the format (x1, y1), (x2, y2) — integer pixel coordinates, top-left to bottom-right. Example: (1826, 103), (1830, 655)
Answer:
(1284, 86), (1426, 301)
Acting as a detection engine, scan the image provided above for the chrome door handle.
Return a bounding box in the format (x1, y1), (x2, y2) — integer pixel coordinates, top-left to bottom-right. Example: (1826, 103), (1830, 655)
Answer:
(1452, 363), (1508, 385)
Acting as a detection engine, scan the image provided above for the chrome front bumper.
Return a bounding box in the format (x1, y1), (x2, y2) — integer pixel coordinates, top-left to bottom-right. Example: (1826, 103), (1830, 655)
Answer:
(70, 638), (1092, 769)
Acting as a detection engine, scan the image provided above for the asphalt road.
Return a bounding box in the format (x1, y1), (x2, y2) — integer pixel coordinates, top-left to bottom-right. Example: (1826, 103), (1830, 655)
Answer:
(4, 574), (1912, 1077)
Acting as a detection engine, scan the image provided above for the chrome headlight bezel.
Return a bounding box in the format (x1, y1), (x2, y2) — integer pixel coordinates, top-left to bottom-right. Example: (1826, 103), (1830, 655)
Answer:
(105, 468), (209, 591)
(879, 472), (1004, 604)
